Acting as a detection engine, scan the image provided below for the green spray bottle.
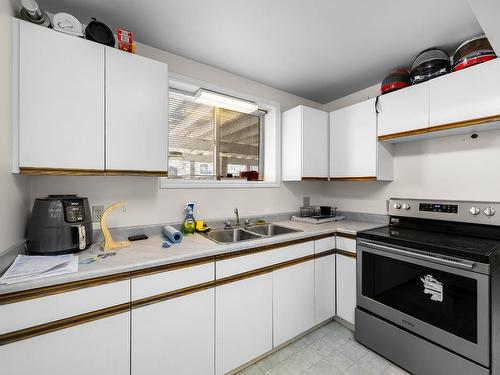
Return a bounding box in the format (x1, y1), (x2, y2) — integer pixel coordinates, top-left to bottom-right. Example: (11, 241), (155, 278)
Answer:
(182, 202), (196, 235)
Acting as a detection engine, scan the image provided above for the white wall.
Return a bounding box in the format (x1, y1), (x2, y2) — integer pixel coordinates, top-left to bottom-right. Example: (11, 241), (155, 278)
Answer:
(321, 85), (500, 214)
(0, 1), (31, 251)
(30, 42), (325, 229)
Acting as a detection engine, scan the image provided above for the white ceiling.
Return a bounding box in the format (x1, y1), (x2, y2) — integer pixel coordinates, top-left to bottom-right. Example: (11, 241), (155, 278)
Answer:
(39, 0), (482, 103)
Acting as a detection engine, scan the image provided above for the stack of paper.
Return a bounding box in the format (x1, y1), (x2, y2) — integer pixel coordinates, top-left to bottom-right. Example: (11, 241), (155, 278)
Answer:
(0, 254), (78, 285)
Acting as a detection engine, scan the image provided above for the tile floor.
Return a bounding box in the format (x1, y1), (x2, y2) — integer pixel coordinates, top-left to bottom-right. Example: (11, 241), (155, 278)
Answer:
(236, 320), (410, 375)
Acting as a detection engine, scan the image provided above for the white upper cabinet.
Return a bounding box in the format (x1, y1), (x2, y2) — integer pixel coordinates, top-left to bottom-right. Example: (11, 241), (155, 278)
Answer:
(429, 59), (500, 126)
(106, 48), (168, 173)
(330, 99), (393, 181)
(13, 19), (168, 176)
(282, 105), (328, 180)
(16, 20), (105, 171)
(377, 82), (429, 138)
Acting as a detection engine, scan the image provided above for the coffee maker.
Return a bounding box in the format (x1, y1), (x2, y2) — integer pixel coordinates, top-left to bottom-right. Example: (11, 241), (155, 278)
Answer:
(28, 195), (93, 255)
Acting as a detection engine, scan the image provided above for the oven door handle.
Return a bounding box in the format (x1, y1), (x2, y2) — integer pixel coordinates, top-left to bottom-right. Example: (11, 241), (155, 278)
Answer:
(357, 240), (476, 270)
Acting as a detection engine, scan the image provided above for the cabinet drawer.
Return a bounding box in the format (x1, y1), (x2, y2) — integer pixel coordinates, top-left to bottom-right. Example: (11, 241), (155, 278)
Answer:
(216, 241), (314, 279)
(336, 236), (356, 254)
(0, 280), (129, 334)
(314, 236), (336, 253)
(131, 262), (214, 300)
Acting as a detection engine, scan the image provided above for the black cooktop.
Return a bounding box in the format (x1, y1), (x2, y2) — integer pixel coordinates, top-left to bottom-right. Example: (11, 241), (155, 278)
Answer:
(358, 217), (500, 263)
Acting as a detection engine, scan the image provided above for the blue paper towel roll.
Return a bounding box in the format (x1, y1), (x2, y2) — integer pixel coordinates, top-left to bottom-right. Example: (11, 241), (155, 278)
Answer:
(162, 225), (183, 244)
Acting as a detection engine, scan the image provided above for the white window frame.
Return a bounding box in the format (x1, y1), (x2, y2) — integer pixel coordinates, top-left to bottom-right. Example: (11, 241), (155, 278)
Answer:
(160, 73), (281, 189)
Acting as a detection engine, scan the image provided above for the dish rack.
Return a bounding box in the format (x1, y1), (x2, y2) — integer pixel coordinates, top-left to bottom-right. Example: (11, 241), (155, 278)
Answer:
(299, 206), (337, 218)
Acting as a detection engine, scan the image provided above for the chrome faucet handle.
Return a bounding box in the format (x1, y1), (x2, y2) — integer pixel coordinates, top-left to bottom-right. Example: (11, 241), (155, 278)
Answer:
(224, 220), (232, 229)
(234, 208), (240, 225)
(244, 218), (250, 226)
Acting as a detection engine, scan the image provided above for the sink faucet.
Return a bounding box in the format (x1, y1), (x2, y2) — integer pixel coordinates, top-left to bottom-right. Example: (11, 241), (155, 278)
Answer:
(234, 208), (240, 226)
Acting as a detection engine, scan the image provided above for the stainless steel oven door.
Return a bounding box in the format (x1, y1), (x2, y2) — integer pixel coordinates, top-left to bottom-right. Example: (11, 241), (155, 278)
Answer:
(357, 239), (490, 367)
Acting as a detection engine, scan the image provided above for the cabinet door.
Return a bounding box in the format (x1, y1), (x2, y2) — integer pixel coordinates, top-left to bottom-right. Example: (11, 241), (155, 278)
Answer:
(336, 254), (357, 326)
(216, 274), (273, 375)
(302, 106), (329, 178)
(377, 83), (429, 137)
(429, 59), (500, 126)
(106, 48), (168, 172)
(0, 313), (130, 375)
(315, 255), (335, 324)
(282, 106), (303, 181)
(330, 99), (377, 178)
(273, 260), (315, 346)
(132, 289), (214, 375)
(18, 21), (105, 170)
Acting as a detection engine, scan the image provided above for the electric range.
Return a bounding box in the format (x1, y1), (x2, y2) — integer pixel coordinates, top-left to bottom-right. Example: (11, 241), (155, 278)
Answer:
(355, 198), (500, 375)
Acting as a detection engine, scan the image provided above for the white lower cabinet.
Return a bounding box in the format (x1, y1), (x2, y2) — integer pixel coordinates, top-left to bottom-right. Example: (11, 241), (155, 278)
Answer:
(216, 273), (273, 375)
(131, 289), (215, 375)
(336, 253), (357, 326)
(273, 260), (315, 347)
(314, 254), (336, 324)
(0, 312), (130, 375)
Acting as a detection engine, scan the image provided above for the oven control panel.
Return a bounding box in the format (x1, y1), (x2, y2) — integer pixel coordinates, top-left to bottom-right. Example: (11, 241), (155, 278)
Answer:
(419, 203), (458, 213)
(388, 198), (500, 225)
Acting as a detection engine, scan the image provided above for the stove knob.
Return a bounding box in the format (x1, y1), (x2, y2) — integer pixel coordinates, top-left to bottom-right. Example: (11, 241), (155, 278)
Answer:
(484, 207), (496, 217)
(469, 206), (480, 216)
(402, 203), (411, 210)
(393, 203), (401, 209)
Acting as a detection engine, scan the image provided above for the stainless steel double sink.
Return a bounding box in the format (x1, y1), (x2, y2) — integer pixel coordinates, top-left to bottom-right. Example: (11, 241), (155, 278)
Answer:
(200, 223), (302, 244)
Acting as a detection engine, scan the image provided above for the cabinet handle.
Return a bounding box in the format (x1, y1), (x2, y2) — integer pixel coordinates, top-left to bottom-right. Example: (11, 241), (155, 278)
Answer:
(375, 96), (380, 114)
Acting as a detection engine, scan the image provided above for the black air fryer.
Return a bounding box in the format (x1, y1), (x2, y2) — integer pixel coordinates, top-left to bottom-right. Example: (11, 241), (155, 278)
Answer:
(28, 195), (93, 255)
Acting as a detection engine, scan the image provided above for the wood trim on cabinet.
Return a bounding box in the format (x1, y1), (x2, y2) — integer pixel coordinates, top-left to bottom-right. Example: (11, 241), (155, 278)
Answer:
(215, 254), (317, 287)
(0, 245), (339, 344)
(336, 249), (357, 259)
(19, 167), (105, 176)
(129, 256), (215, 279)
(18, 168), (168, 177)
(335, 232), (357, 240)
(377, 127), (429, 141)
(315, 249), (336, 259)
(131, 280), (216, 309)
(0, 302), (130, 346)
(0, 257), (215, 306)
(0, 273), (132, 306)
(215, 233), (335, 261)
(377, 114), (500, 141)
(133, 251), (334, 307)
(330, 176), (377, 181)
(301, 177), (329, 181)
(0, 235), (341, 305)
(105, 169), (168, 177)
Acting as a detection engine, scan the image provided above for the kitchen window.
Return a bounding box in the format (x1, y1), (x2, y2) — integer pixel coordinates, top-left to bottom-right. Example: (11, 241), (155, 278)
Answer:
(161, 76), (280, 189)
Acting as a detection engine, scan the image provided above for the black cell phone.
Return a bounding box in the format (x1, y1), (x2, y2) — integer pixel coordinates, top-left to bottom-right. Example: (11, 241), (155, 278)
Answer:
(128, 234), (148, 241)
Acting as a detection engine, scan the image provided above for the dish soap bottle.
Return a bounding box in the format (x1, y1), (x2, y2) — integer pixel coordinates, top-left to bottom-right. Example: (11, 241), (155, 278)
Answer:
(182, 202), (196, 235)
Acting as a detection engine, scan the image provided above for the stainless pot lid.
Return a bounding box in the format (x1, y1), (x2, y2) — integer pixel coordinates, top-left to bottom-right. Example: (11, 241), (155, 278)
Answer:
(20, 0), (51, 27)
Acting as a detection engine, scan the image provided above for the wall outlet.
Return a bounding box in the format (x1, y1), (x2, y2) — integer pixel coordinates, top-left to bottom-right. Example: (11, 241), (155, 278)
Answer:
(92, 205), (105, 223)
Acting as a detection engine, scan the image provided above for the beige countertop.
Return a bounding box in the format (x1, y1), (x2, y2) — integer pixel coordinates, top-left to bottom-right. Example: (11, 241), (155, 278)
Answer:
(0, 219), (385, 295)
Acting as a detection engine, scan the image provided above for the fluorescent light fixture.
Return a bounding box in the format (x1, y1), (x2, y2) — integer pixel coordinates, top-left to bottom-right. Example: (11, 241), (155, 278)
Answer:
(194, 89), (258, 114)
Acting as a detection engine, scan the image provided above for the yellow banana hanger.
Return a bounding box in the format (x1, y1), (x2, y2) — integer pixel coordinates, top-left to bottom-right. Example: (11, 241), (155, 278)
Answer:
(100, 201), (131, 251)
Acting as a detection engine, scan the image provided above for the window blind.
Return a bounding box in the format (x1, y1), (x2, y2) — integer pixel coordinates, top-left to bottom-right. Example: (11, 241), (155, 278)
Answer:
(168, 90), (263, 180)
(168, 91), (216, 179)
